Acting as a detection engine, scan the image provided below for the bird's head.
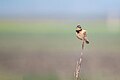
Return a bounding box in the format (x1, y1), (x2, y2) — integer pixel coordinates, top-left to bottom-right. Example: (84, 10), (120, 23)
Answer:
(76, 24), (82, 33)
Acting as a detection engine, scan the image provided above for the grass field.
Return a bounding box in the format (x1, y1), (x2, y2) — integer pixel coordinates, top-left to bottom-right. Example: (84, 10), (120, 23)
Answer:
(0, 19), (120, 80)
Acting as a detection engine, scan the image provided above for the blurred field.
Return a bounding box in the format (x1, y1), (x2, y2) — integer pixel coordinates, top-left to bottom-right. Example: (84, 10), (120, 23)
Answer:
(0, 19), (120, 80)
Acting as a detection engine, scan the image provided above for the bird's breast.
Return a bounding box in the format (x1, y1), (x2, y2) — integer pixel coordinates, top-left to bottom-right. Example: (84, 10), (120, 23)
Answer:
(76, 32), (83, 40)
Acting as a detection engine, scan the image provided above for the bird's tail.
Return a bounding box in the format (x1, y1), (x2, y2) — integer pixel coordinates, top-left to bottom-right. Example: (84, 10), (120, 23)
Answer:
(85, 40), (89, 44)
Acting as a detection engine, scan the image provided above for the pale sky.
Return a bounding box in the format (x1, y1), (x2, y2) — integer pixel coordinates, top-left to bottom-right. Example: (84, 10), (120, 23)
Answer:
(0, 0), (120, 17)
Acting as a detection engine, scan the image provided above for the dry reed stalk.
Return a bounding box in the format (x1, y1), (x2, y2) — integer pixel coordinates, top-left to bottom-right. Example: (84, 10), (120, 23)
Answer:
(74, 41), (84, 80)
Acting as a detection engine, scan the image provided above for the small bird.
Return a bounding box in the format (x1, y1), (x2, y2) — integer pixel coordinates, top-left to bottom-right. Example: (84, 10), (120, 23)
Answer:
(76, 24), (89, 48)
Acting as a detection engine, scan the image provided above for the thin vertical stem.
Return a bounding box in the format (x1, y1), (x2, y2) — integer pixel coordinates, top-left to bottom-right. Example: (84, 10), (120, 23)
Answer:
(74, 41), (84, 80)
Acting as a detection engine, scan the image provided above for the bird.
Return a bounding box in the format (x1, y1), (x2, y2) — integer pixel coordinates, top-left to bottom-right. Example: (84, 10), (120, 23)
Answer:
(76, 24), (89, 44)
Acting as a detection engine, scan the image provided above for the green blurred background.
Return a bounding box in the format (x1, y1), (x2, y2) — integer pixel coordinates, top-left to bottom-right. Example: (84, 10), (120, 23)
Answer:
(0, 0), (120, 80)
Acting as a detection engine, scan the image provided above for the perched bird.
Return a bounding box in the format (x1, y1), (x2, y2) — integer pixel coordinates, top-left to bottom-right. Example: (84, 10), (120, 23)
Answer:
(76, 24), (89, 44)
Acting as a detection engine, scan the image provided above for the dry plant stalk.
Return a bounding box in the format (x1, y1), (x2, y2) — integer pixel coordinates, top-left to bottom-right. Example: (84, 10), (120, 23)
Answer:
(74, 41), (84, 80)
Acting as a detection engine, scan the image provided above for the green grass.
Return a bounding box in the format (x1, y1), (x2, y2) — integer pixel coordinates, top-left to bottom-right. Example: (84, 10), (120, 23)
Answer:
(0, 20), (120, 80)
(0, 20), (119, 51)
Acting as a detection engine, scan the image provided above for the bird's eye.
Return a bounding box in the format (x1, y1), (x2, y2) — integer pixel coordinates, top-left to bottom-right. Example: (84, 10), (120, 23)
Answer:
(77, 25), (81, 28)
